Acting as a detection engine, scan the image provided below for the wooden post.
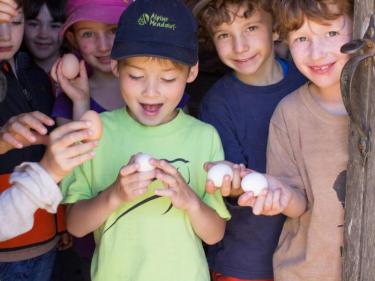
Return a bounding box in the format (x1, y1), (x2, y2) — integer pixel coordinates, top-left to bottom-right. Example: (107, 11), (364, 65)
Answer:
(342, 0), (375, 280)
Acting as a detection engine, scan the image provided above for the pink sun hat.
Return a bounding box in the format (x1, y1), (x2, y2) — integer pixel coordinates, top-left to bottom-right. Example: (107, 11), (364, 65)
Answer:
(60, 0), (133, 38)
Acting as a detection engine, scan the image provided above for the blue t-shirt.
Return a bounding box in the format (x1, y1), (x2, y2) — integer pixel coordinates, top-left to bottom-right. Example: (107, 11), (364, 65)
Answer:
(199, 58), (306, 279)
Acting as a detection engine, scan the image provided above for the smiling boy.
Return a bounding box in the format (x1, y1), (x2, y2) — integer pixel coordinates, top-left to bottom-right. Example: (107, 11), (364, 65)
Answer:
(60, 1), (230, 280)
(194, 1), (305, 280)
(237, 0), (354, 280)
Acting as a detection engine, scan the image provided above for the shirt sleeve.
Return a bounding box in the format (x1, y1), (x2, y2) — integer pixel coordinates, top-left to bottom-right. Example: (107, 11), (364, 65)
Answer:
(0, 162), (62, 241)
(200, 127), (231, 220)
(60, 160), (94, 204)
(266, 105), (305, 193)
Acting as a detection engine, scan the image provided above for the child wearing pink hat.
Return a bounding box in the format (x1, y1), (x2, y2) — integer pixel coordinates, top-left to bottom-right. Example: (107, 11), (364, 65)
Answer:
(49, 0), (132, 278)
(51, 0), (133, 124)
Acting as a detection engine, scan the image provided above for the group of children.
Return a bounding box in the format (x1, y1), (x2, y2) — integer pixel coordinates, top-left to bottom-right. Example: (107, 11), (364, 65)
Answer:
(0, 0), (354, 281)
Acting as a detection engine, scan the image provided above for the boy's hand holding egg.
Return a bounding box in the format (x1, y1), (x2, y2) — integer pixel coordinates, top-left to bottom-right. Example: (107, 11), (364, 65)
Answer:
(205, 162), (245, 197)
(134, 153), (155, 172)
(241, 172), (268, 196)
(207, 163), (233, 187)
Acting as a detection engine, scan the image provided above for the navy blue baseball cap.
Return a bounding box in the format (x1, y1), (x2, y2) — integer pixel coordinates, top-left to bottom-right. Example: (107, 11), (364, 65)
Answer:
(111, 0), (199, 66)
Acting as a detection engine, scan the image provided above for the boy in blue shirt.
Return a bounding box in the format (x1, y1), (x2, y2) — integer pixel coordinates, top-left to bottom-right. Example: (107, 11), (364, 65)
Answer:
(61, 1), (230, 280)
(194, 1), (306, 280)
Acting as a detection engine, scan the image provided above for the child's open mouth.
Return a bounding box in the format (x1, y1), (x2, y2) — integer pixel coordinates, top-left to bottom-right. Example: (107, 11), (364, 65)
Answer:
(141, 103), (163, 116)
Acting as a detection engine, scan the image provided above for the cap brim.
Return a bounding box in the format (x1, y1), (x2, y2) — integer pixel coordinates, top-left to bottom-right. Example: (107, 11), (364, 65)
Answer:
(111, 41), (198, 66)
(60, 5), (126, 38)
(192, 0), (212, 16)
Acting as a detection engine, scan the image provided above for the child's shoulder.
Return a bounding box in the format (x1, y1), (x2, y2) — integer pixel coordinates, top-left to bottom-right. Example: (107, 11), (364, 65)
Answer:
(272, 83), (309, 121)
(182, 110), (219, 133)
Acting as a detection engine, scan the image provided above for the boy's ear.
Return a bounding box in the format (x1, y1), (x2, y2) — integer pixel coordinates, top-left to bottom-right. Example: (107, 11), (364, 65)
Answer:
(66, 31), (78, 49)
(186, 62), (199, 83)
(111, 60), (120, 77)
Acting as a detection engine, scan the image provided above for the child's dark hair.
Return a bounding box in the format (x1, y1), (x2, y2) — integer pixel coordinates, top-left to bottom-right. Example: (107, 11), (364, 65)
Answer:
(274, 0), (354, 40)
(14, 0), (24, 10)
(24, 0), (66, 23)
(197, 0), (274, 50)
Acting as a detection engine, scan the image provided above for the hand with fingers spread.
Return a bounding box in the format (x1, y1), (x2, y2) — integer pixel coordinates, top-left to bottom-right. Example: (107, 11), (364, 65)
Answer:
(39, 120), (98, 183)
(204, 161), (247, 197)
(0, 111), (55, 155)
(237, 175), (307, 218)
(152, 159), (199, 211)
(0, 0), (17, 22)
(51, 57), (90, 120)
(109, 155), (157, 204)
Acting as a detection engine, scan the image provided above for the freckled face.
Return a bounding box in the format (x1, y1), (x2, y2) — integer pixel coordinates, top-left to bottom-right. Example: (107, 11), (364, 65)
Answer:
(68, 21), (117, 74)
(288, 15), (353, 91)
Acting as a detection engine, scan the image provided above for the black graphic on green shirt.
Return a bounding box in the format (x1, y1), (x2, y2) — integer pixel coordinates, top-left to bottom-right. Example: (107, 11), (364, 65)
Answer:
(103, 158), (190, 234)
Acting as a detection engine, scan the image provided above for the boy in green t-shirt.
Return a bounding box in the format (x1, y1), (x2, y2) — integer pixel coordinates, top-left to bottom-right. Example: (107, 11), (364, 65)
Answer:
(60, 1), (230, 280)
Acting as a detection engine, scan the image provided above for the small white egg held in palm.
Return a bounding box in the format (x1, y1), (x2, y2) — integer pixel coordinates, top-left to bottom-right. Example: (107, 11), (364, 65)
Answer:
(241, 172), (268, 196)
(61, 54), (80, 79)
(135, 153), (155, 172)
(207, 163), (233, 187)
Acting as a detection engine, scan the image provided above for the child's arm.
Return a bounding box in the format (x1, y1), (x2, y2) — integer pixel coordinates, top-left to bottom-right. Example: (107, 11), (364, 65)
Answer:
(0, 120), (96, 241)
(152, 160), (226, 245)
(66, 160), (157, 237)
(237, 173), (307, 218)
(0, 111), (54, 154)
(51, 58), (90, 121)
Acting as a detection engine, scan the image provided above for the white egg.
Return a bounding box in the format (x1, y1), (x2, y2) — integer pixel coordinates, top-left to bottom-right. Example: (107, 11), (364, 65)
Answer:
(241, 173), (268, 196)
(61, 54), (80, 79)
(207, 163), (233, 187)
(135, 153), (154, 172)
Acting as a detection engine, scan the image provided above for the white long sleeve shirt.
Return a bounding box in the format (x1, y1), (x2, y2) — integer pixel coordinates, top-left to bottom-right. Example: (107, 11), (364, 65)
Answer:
(0, 162), (62, 241)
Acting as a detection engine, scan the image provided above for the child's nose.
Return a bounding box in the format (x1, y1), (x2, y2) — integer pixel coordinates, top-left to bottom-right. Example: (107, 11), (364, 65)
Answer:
(97, 34), (112, 52)
(143, 79), (160, 97)
(38, 25), (49, 38)
(310, 38), (327, 60)
(233, 34), (249, 53)
(0, 23), (11, 41)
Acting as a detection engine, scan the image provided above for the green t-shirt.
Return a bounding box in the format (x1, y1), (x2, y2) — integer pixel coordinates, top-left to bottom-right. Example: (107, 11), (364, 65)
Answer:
(61, 108), (230, 281)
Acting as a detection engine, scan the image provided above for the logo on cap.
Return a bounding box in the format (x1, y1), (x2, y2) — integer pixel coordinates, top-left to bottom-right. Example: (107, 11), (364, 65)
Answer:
(137, 13), (176, 30)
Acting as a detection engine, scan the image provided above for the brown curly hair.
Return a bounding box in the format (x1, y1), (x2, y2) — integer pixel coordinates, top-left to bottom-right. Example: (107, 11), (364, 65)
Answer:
(196, 0), (274, 50)
(273, 0), (354, 40)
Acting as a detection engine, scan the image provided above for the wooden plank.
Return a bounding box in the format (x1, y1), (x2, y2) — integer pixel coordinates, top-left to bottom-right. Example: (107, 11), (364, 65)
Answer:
(343, 0), (375, 280)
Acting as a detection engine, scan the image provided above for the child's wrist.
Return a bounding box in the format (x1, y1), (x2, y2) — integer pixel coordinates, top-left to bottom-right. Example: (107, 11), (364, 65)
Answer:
(186, 194), (202, 214)
(107, 184), (124, 210)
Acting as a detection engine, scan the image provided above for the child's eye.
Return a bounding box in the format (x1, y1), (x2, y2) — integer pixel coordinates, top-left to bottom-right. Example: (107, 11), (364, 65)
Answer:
(295, 36), (308, 43)
(51, 23), (62, 29)
(81, 31), (93, 38)
(216, 33), (229, 40)
(27, 21), (38, 28)
(327, 31), (339, 37)
(110, 28), (117, 34)
(161, 77), (176, 83)
(247, 25), (258, 32)
(129, 74), (143, 80)
(11, 21), (23, 26)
